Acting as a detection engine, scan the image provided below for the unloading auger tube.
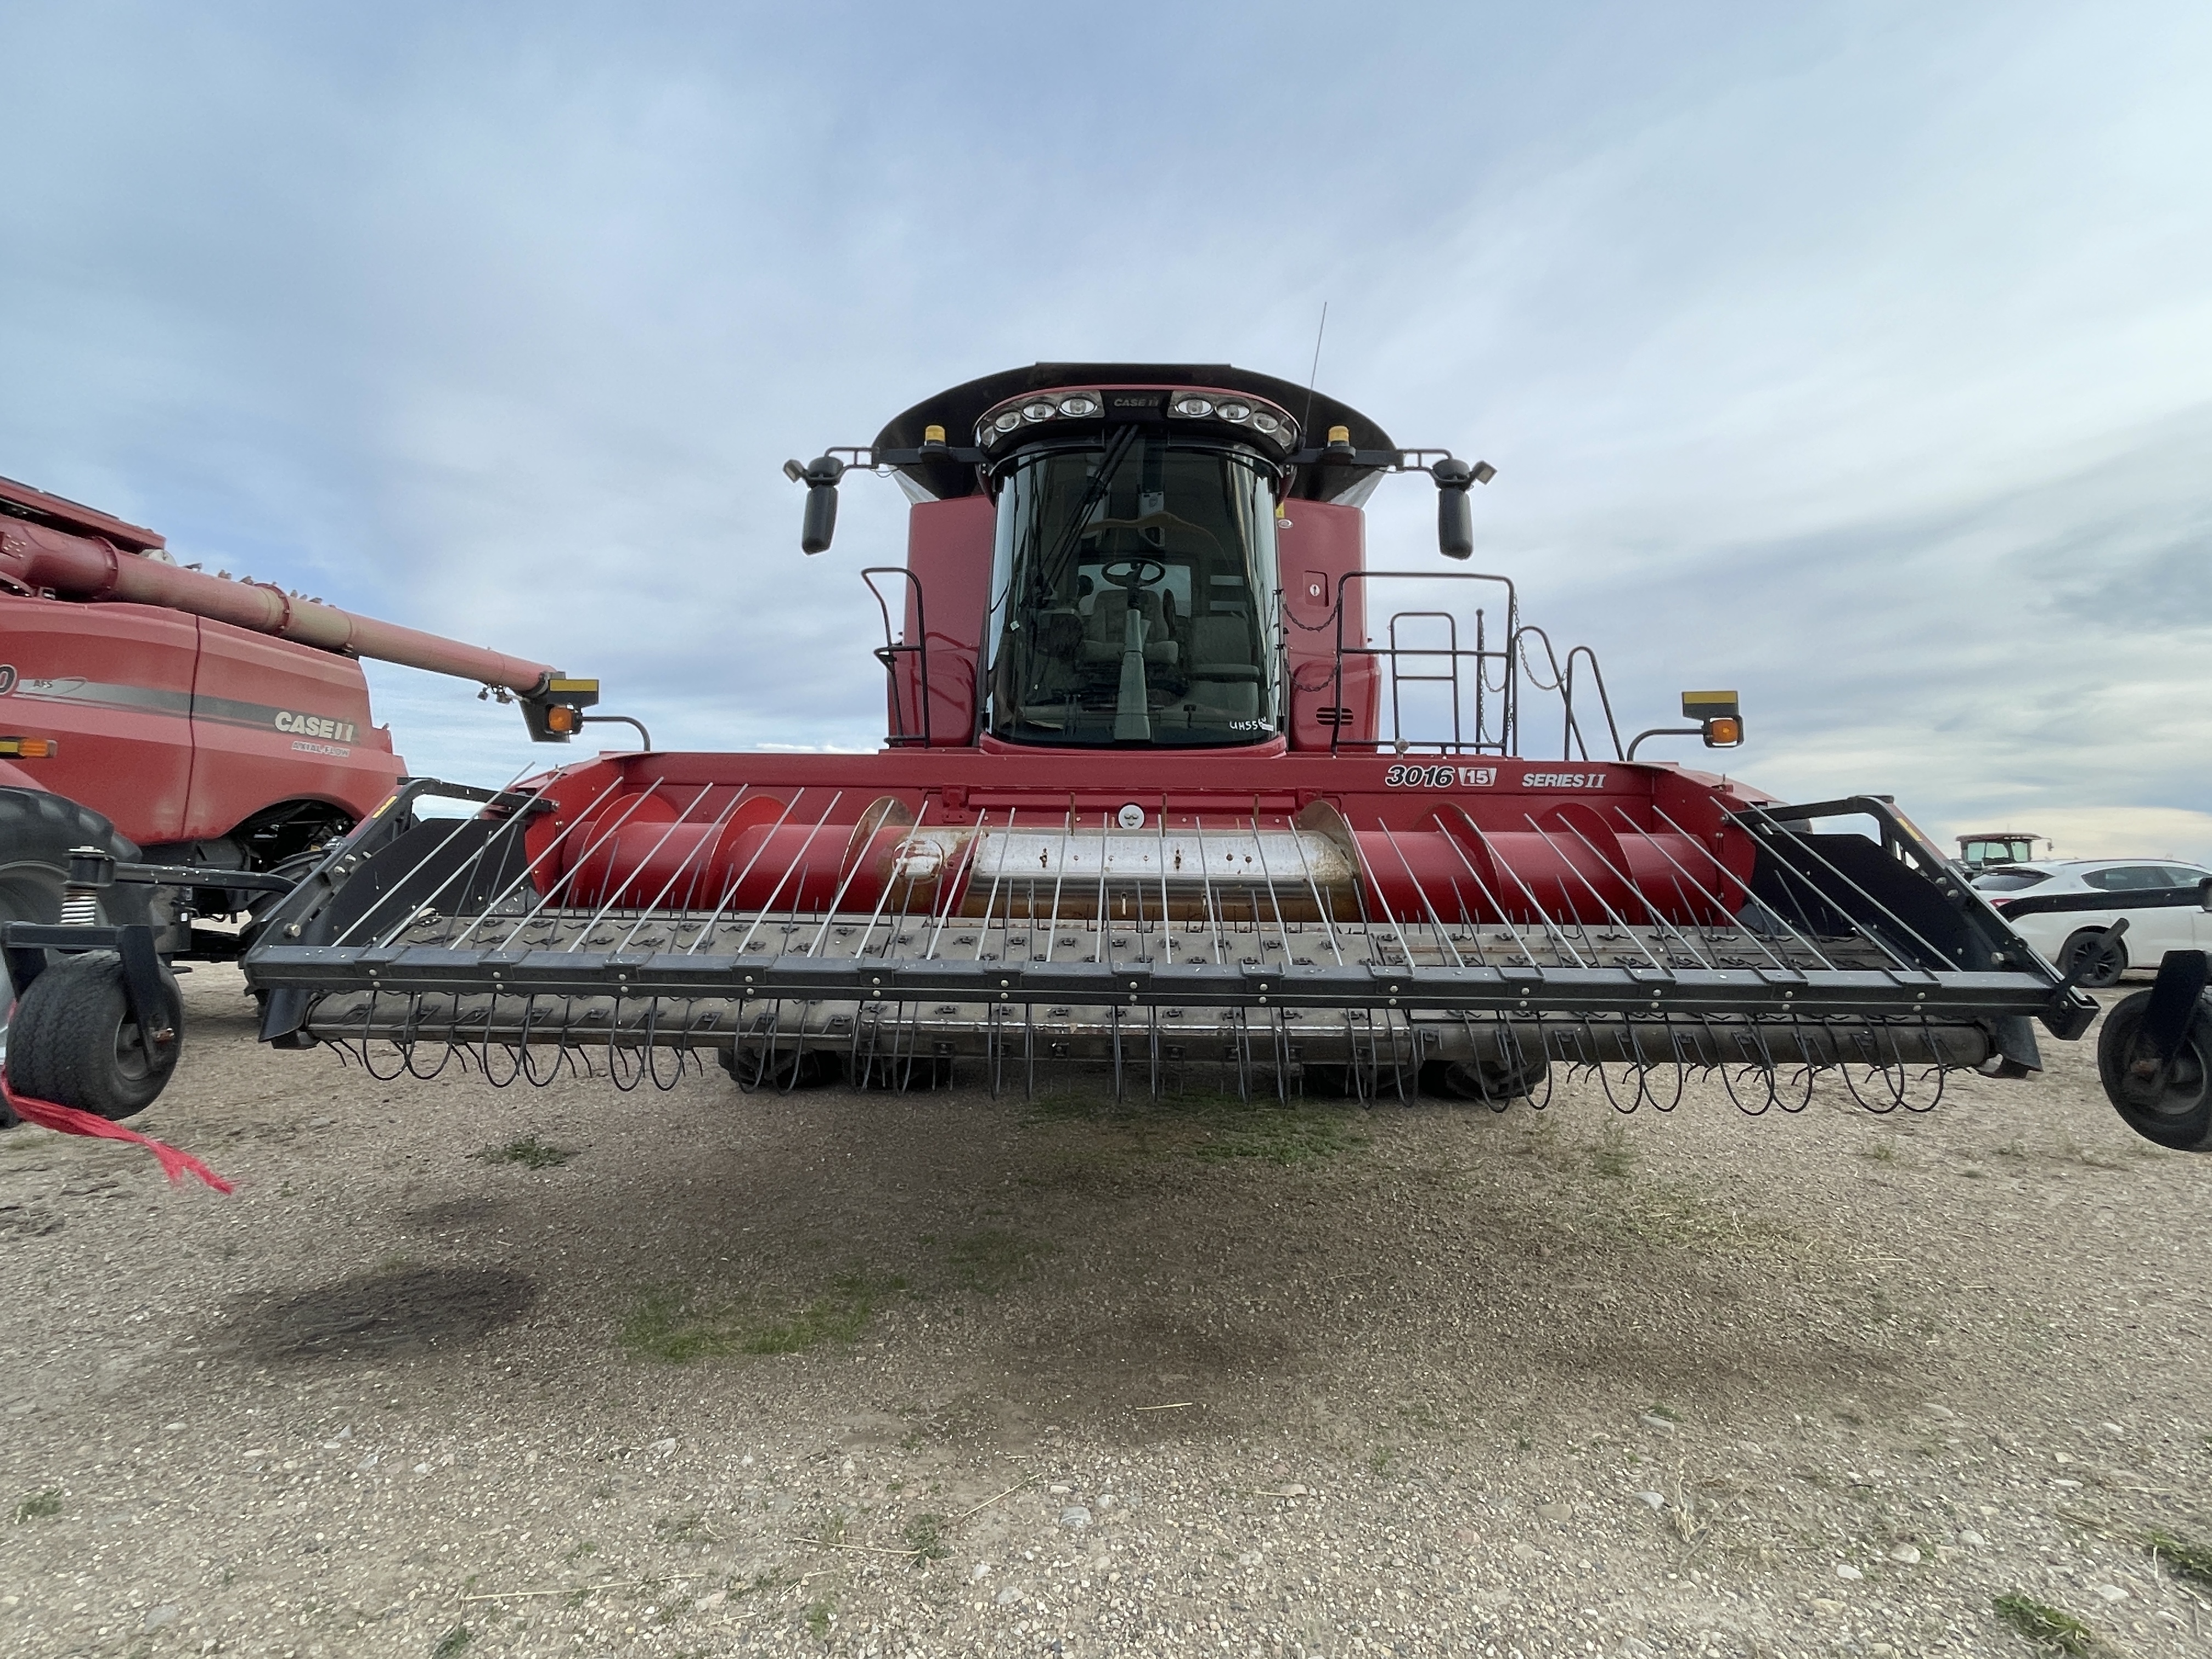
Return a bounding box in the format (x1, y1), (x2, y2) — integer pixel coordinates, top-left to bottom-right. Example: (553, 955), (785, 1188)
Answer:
(240, 361), (2180, 1148)
(0, 504), (596, 737)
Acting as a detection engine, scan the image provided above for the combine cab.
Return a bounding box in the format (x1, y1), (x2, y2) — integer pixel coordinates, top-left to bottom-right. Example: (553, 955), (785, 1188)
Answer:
(240, 363), (2180, 1142)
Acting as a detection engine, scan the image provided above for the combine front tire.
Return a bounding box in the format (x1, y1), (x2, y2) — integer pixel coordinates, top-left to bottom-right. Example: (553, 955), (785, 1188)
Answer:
(2097, 986), (2212, 1153)
(720, 1044), (845, 1091)
(1419, 1054), (1550, 1104)
(4, 951), (183, 1120)
(2059, 928), (2128, 989)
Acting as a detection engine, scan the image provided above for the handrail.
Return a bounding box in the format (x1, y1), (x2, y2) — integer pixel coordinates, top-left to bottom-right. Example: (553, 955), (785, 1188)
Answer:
(1511, 627), (1624, 762)
(1301, 569), (1624, 761)
(1386, 610), (1465, 754)
(1329, 570), (1520, 757)
(861, 567), (932, 748)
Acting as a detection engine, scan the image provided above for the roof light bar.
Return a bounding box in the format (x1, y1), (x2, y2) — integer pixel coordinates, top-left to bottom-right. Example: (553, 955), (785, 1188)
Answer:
(973, 388), (1299, 453)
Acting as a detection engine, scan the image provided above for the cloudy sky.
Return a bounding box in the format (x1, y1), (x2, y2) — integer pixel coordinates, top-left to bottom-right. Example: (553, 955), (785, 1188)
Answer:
(4, 2), (2207, 859)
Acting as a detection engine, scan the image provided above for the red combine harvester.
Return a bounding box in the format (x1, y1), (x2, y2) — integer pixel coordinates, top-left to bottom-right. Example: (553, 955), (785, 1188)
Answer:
(238, 364), (2206, 1152)
(0, 473), (599, 1118)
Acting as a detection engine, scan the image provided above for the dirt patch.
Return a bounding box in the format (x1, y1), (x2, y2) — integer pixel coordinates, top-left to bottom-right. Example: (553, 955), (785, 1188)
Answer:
(3, 964), (2210, 1658)
(401, 1194), (506, 1232)
(219, 1265), (538, 1363)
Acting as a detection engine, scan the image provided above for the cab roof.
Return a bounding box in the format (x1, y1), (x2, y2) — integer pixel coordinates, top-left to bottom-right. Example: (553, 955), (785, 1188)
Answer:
(874, 363), (1396, 503)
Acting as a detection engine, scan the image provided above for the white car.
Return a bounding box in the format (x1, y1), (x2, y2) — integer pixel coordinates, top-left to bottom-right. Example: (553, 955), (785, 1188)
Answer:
(1972, 858), (2212, 987)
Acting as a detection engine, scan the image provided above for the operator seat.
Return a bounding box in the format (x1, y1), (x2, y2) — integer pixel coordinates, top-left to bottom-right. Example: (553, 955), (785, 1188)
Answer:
(1084, 588), (1179, 665)
(1188, 614), (1261, 718)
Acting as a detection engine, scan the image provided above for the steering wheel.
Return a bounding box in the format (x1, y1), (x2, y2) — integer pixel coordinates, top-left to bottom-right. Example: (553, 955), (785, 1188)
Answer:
(1099, 556), (1167, 591)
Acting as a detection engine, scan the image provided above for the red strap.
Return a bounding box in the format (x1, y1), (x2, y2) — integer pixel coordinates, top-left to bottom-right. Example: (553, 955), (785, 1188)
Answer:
(0, 1070), (234, 1194)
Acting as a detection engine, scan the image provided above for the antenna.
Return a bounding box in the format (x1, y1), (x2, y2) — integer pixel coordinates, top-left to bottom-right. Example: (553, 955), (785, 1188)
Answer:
(1302, 301), (1329, 435)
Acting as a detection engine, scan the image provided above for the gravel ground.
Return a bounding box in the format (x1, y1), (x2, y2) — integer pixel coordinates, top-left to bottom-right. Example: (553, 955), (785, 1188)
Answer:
(4, 966), (2211, 1659)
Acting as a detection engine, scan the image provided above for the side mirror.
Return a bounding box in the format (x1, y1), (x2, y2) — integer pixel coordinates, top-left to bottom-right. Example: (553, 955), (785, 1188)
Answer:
(786, 455), (847, 555)
(1430, 458), (1494, 560)
(2199, 876), (2212, 913)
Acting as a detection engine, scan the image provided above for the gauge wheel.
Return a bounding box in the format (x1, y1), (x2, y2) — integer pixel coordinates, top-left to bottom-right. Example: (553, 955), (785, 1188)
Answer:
(2059, 927), (2128, 989)
(3, 950), (183, 1120)
(2097, 988), (2212, 1152)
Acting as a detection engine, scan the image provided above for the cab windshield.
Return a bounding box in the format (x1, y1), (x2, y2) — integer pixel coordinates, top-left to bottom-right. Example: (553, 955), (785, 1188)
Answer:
(986, 433), (1280, 747)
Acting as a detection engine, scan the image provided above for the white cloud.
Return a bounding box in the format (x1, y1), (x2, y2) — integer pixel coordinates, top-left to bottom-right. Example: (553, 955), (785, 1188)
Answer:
(1, 0), (2205, 850)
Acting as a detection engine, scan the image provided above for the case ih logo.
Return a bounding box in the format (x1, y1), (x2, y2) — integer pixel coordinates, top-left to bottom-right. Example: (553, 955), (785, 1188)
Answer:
(274, 710), (358, 743)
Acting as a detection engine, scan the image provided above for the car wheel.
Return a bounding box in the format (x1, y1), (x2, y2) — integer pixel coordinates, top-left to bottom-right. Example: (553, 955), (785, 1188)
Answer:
(2059, 927), (2127, 989)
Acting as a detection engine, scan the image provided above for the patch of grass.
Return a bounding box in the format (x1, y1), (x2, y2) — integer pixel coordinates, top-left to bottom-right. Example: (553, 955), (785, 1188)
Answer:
(744, 1274), (902, 1354)
(621, 1274), (904, 1362)
(1865, 1140), (1898, 1164)
(1026, 1082), (1367, 1167)
(1993, 1593), (2100, 1656)
(1026, 1086), (1109, 1122)
(431, 1626), (473, 1659)
(1589, 1119), (1637, 1179)
(13, 1488), (61, 1523)
(804, 1599), (834, 1641)
(562, 1539), (598, 1565)
(472, 1134), (574, 1170)
(1188, 1099), (1365, 1166)
(2143, 1527), (2212, 1588)
(902, 1512), (949, 1561)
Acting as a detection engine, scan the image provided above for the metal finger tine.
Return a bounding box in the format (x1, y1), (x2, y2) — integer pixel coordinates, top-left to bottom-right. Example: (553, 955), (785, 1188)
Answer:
(1639, 803), (1839, 971)
(1520, 815), (1664, 969)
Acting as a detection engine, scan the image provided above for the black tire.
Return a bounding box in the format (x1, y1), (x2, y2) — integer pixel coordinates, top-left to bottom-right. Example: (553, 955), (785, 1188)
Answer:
(0, 789), (151, 931)
(4, 950), (183, 1120)
(2060, 927), (2128, 989)
(1419, 1053), (1551, 1103)
(2097, 988), (2212, 1152)
(720, 1044), (846, 1091)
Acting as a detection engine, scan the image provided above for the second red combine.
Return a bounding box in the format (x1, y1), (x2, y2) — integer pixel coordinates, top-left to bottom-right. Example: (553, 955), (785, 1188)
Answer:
(241, 363), (2172, 1142)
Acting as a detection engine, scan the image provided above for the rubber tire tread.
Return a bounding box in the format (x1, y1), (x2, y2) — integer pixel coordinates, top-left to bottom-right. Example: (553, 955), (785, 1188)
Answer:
(1419, 1056), (1551, 1103)
(2096, 988), (2212, 1153)
(2060, 927), (2127, 990)
(5, 950), (183, 1120)
(0, 788), (152, 927)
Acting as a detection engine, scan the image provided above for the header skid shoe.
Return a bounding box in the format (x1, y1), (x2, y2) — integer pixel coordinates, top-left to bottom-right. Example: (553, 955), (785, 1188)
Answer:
(242, 759), (2091, 1111)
